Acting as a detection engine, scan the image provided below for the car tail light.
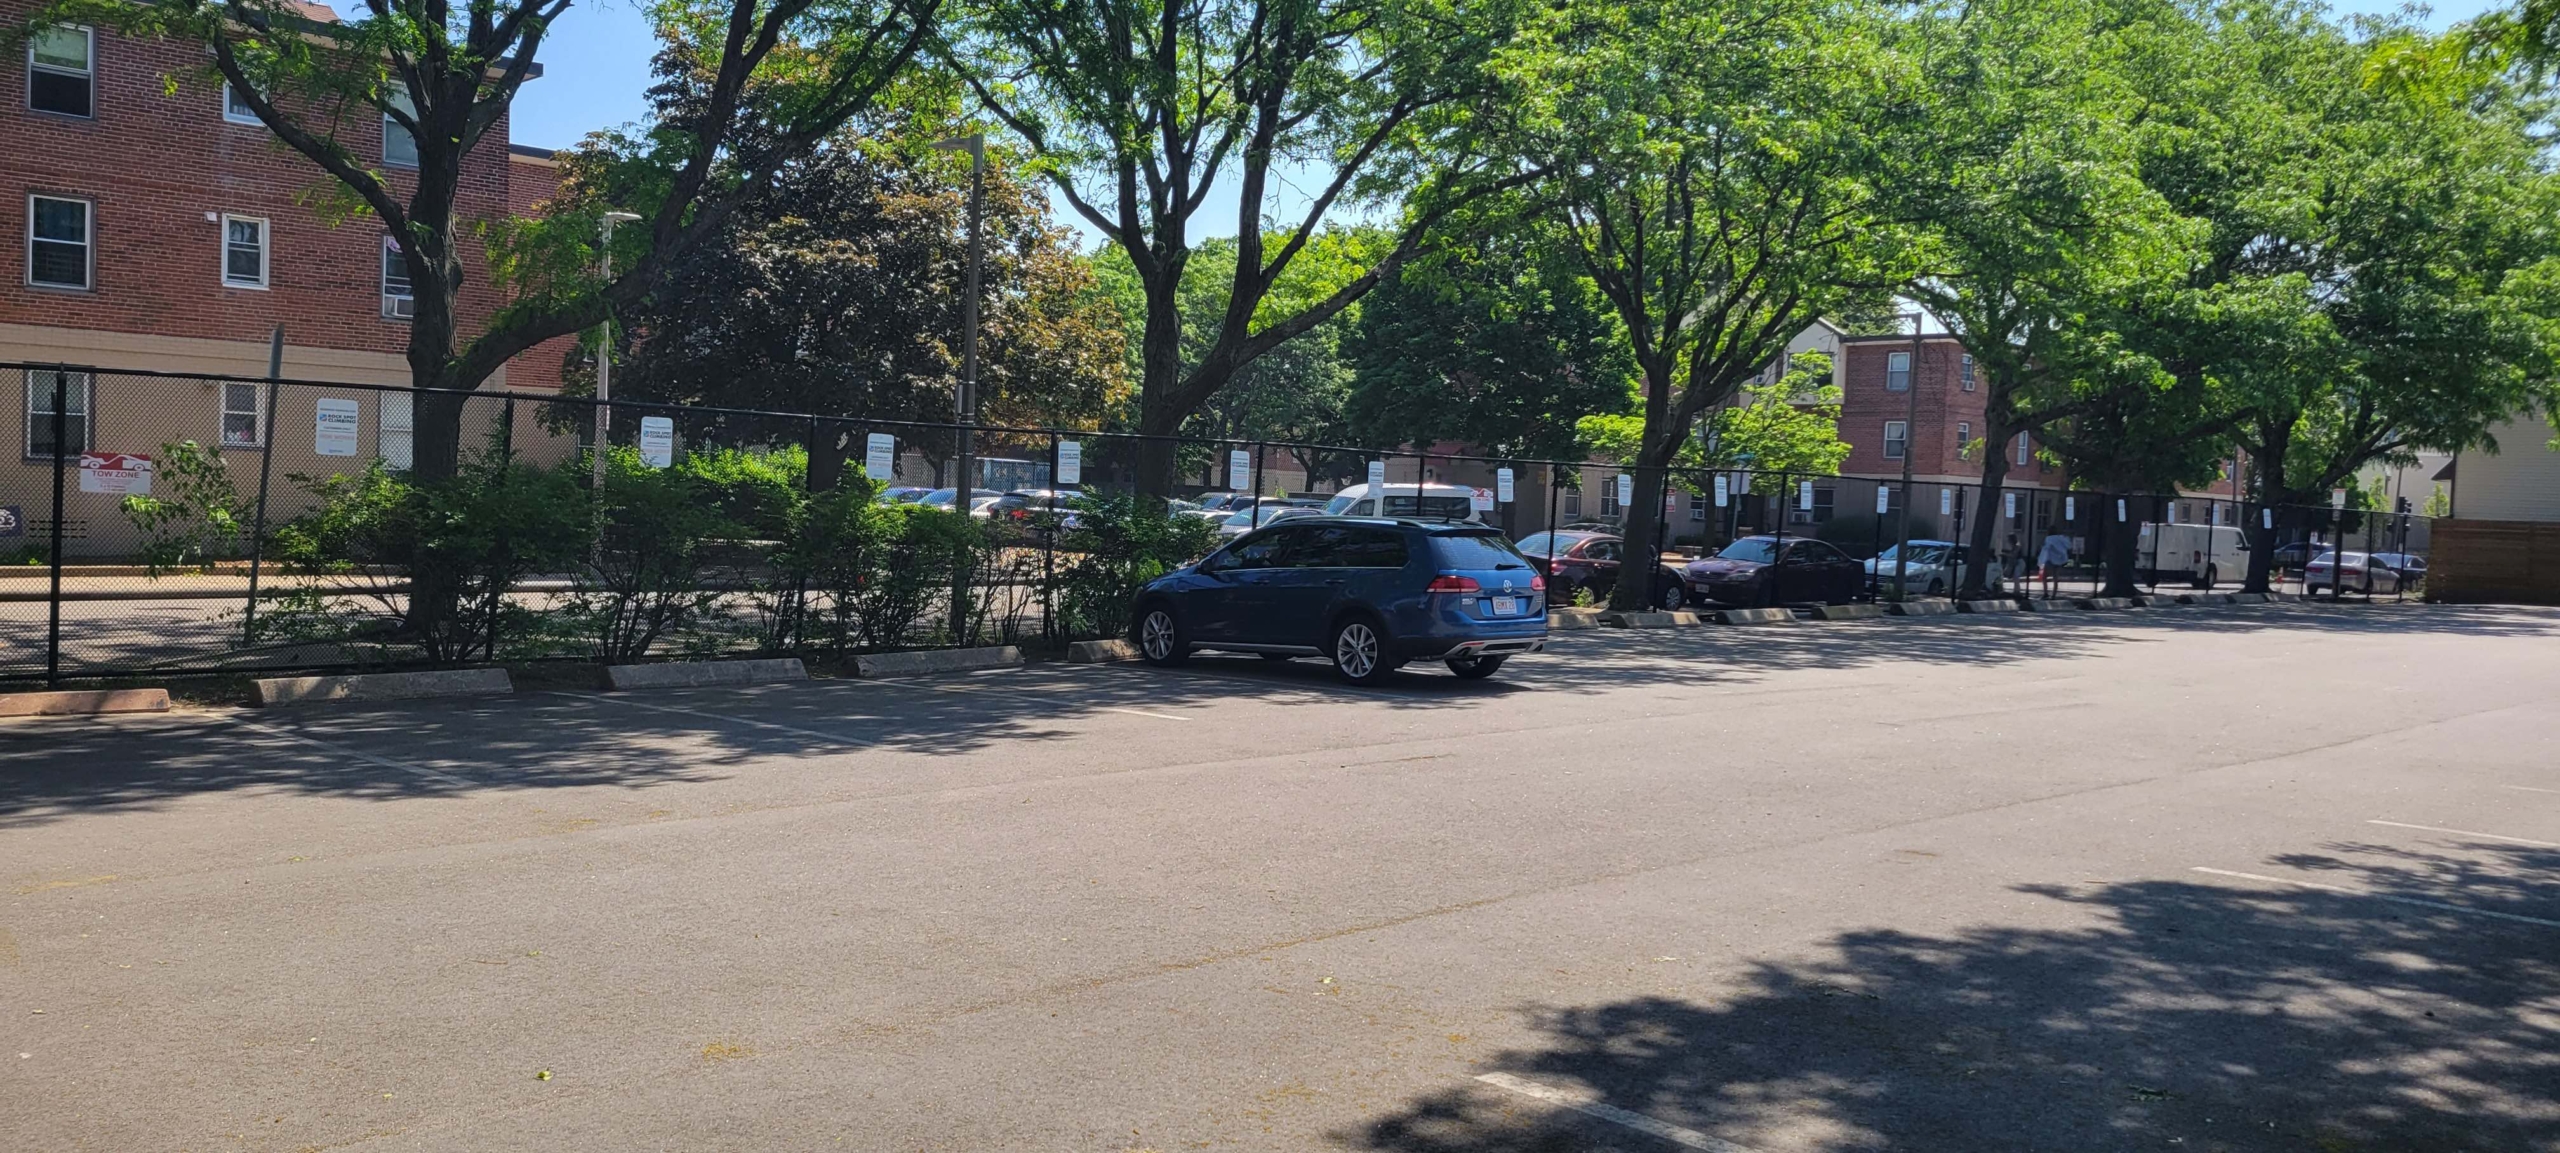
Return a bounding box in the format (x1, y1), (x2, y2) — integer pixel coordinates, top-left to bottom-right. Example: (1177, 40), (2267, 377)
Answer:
(1530, 574), (1545, 591)
(1425, 574), (1480, 593)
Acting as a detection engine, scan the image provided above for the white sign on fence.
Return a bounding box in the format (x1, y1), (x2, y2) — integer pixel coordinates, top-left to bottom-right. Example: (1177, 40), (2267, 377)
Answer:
(1368, 459), (1388, 489)
(1056, 439), (1081, 485)
(2065, 495), (2076, 521)
(2004, 491), (2017, 519)
(2166, 502), (2177, 524)
(1230, 449), (1252, 488)
(2263, 507), (2275, 529)
(2211, 503), (2224, 526)
(1939, 487), (1953, 516)
(1616, 474), (1634, 507)
(77, 452), (151, 496)
(1495, 467), (1514, 503)
(1471, 487), (1495, 512)
(1713, 475), (1729, 507)
(637, 416), (675, 468)
(2330, 487), (2347, 508)
(2117, 498), (2129, 522)
(1875, 485), (1891, 515)
(314, 398), (361, 457)
(1798, 480), (1814, 511)
(864, 433), (895, 480)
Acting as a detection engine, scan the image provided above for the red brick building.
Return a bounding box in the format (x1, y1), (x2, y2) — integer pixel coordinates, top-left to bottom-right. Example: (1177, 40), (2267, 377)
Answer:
(1, 5), (569, 444)
(1835, 332), (2065, 539)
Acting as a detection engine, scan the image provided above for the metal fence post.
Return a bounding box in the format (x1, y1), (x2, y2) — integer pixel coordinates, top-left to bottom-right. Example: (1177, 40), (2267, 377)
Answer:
(1045, 431), (1062, 645)
(241, 331), (288, 645)
(45, 368), (67, 687)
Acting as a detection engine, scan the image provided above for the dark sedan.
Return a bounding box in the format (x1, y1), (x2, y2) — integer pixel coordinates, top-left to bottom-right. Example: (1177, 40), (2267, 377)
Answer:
(1516, 530), (1689, 609)
(1681, 535), (1865, 607)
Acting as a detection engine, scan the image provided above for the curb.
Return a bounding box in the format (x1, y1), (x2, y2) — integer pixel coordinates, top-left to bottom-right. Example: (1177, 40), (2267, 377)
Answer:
(2074, 597), (2135, 611)
(1713, 607), (1794, 626)
(2017, 598), (2066, 612)
(1956, 600), (2019, 614)
(0, 688), (172, 718)
(1809, 603), (1884, 621)
(605, 658), (806, 691)
(855, 646), (1023, 678)
(1885, 599), (1958, 617)
(2229, 592), (2270, 605)
(2175, 593), (2236, 606)
(253, 668), (513, 708)
(1067, 639), (1139, 663)
(1600, 610), (1703, 628)
(1547, 608), (1604, 631)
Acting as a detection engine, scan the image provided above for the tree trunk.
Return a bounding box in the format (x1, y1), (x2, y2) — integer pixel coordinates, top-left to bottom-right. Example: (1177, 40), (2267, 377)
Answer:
(1610, 362), (1681, 611)
(1961, 422), (2018, 598)
(2101, 499), (2140, 597)
(1132, 270), (1190, 501)
(2237, 423), (2293, 594)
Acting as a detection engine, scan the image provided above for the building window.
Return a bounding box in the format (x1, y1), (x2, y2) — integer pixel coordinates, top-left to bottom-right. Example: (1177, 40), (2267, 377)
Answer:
(27, 26), (93, 118)
(2015, 432), (2031, 467)
(382, 91), (419, 167)
(1883, 420), (1908, 460)
(1561, 489), (1581, 518)
(379, 390), (414, 470)
(220, 382), (263, 448)
(27, 195), (92, 290)
(1960, 354), (1976, 391)
(1690, 492), (1707, 522)
(1811, 486), (1835, 523)
(1599, 484), (1621, 518)
(1956, 421), (1971, 459)
(221, 215), (269, 288)
(24, 369), (91, 459)
(1885, 351), (1911, 392)
(222, 83), (261, 125)
(381, 237), (415, 318)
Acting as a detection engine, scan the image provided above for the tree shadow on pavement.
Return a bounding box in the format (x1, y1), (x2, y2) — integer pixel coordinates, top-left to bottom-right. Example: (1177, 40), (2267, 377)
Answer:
(1343, 839), (2560, 1153)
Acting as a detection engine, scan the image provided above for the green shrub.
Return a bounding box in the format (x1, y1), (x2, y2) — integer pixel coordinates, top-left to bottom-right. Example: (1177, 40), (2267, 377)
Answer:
(1047, 493), (1217, 641)
(264, 453), (592, 662)
(561, 448), (734, 662)
(121, 440), (254, 572)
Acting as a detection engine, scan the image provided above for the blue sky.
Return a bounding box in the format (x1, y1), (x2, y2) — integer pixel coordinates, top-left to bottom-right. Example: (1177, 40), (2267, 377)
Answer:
(511, 0), (2504, 245)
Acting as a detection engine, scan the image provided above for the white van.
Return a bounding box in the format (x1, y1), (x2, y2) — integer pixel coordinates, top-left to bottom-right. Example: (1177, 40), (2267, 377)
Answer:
(1321, 482), (1483, 522)
(2135, 522), (2249, 586)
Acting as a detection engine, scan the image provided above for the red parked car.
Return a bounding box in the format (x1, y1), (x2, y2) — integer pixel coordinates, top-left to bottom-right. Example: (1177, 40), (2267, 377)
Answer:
(1516, 531), (1690, 610)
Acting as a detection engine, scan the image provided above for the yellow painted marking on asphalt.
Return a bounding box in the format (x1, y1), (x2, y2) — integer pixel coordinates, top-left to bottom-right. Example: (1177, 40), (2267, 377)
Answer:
(1473, 1072), (1758, 1152)
(12, 874), (118, 896)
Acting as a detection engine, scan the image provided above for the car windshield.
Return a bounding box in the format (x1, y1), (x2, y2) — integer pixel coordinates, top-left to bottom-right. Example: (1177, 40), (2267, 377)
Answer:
(1718, 539), (1779, 564)
(1432, 533), (1533, 570)
(1515, 532), (1575, 557)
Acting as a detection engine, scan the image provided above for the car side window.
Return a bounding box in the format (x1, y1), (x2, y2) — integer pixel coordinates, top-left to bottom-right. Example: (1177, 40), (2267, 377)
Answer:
(1227, 529), (1298, 570)
(1584, 540), (1619, 562)
(1288, 527), (1348, 568)
(1795, 541), (1848, 564)
(1337, 527), (1410, 567)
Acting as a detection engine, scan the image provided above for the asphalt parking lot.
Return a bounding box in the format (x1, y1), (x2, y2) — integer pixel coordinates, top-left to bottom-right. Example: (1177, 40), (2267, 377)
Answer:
(4, 602), (2556, 1152)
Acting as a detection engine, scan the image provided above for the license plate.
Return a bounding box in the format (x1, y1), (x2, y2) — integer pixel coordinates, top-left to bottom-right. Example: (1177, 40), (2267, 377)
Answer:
(1490, 596), (1518, 616)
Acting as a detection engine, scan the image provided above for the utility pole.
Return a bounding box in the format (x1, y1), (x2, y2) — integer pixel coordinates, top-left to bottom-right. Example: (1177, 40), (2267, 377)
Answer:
(935, 134), (987, 640)
(1890, 309), (1926, 598)
(591, 211), (642, 490)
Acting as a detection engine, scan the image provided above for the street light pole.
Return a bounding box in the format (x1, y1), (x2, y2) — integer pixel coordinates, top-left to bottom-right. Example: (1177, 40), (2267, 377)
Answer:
(591, 211), (641, 490)
(1891, 309), (1925, 598)
(936, 133), (987, 640)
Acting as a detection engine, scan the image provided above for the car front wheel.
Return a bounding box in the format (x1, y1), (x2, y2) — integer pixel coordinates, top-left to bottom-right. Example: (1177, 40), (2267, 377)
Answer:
(1655, 581), (1686, 611)
(1330, 617), (1396, 685)
(1446, 654), (1507, 680)
(1137, 605), (1188, 666)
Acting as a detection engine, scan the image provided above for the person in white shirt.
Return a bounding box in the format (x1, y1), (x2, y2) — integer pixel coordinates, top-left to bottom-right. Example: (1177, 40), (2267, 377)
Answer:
(2037, 529), (2072, 598)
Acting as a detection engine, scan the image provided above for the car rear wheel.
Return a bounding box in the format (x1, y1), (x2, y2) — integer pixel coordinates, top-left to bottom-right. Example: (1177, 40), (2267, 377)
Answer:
(1329, 617), (1395, 685)
(1137, 606), (1188, 666)
(1445, 654), (1507, 680)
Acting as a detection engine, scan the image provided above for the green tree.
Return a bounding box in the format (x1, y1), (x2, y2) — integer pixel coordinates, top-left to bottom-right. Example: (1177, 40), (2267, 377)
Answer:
(2118, 1), (2560, 592)
(942, 0), (1536, 496)
(28, 0), (937, 480)
(1492, 0), (1901, 608)
(607, 108), (1128, 488)
(1576, 352), (1849, 493)
(1345, 218), (1635, 463)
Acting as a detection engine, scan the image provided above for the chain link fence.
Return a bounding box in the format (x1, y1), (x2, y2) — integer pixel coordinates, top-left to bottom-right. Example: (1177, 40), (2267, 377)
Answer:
(0, 363), (2437, 683)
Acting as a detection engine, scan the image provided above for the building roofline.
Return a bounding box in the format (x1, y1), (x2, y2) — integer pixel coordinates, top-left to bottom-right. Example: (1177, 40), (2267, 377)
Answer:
(508, 143), (561, 165)
(1836, 332), (1967, 344)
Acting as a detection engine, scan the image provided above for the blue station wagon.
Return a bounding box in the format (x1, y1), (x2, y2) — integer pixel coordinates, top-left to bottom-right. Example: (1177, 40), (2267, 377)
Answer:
(1132, 517), (1549, 684)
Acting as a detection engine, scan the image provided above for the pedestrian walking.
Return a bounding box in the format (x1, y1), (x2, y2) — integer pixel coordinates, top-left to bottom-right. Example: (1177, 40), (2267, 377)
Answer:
(2037, 527), (2071, 598)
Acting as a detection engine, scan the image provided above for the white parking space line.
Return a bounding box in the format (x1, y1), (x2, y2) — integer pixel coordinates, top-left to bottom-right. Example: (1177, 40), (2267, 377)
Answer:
(1090, 706), (1193, 722)
(222, 717), (474, 787)
(2190, 867), (2560, 929)
(2365, 820), (2560, 849)
(1473, 1072), (1759, 1153)
(548, 692), (869, 746)
(2499, 785), (2560, 796)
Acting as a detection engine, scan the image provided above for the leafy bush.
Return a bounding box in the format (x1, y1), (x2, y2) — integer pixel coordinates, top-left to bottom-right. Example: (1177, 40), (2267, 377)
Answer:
(264, 454), (591, 662)
(121, 440), (254, 572)
(680, 444), (805, 540)
(1046, 493), (1217, 641)
(560, 448), (734, 662)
